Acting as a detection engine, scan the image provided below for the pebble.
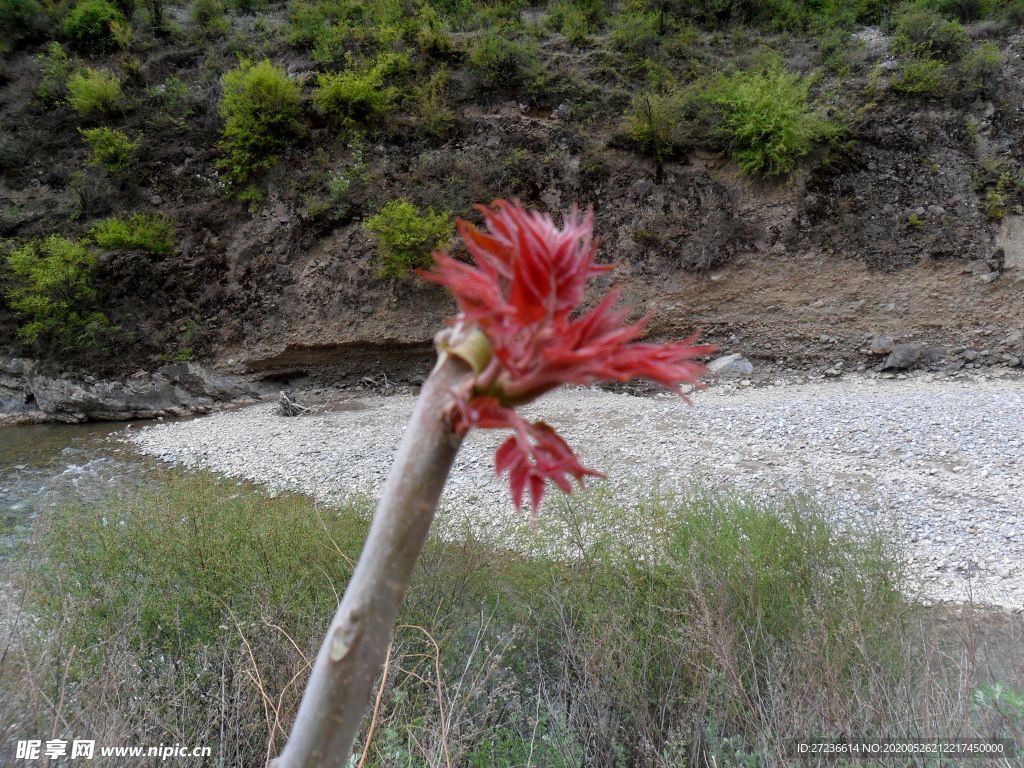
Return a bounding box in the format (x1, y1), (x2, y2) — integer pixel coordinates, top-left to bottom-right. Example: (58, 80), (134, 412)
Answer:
(125, 376), (1024, 609)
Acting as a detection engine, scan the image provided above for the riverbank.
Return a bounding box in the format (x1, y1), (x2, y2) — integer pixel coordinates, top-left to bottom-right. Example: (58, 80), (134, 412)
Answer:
(125, 372), (1024, 610)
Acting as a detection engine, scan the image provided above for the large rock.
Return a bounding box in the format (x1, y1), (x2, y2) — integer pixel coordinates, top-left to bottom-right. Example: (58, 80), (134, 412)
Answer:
(881, 344), (946, 370)
(157, 362), (259, 399)
(996, 214), (1024, 271)
(707, 353), (754, 375)
(0, 357), (260, 424)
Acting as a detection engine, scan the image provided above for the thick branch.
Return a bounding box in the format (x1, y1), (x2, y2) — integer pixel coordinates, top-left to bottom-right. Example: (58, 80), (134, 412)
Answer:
(274, 352), (473, 768)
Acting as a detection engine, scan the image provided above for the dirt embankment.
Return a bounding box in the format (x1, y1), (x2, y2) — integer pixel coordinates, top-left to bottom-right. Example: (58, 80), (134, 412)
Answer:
(1, 17), (1022, 389)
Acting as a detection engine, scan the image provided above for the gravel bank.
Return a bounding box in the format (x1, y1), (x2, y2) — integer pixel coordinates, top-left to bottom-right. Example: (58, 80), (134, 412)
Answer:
(123, 373), (1024, 609)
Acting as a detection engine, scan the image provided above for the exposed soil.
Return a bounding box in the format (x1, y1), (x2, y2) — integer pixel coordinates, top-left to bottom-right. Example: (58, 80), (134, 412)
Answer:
(1, 11), (1022, 386)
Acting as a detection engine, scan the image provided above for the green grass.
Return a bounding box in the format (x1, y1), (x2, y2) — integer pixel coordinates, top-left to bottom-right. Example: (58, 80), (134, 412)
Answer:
(6, 470), (924, 766)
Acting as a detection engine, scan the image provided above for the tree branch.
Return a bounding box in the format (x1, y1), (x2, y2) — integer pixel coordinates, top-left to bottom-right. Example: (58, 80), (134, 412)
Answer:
(273, 350), (473, 768)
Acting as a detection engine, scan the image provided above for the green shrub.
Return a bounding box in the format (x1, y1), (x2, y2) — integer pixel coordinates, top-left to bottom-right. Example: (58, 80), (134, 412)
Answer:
(192, 0), (228, 34)
(311, 53), (407, 126)
(64, 0), (124, 52)
(624, 90), (690, 163)
(4, 235), (109, 344)
(67, 67), (122, 114)
(961, 41), (1005, 93)
(610, 12), (659, 56)
(0, 0), (53, 44)
(413, 67), (455, 140)
(79, 127), (138, 173)
(708, 67), (827, 176)
(548, 0), (603, 47)
(90, 213), (175, 255)
(363, 198), (453, 277)
(468, 33), (537, 92)
(893, 7), (968, 60)
(890, 58), (949, 96)
(229, 0), (266, 15)
(34, 41), (70, 107)
(216, 58), (303, 184)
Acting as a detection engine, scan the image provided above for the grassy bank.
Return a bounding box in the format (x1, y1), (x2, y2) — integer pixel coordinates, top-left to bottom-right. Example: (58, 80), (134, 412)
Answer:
(1, 473), (1023, 766)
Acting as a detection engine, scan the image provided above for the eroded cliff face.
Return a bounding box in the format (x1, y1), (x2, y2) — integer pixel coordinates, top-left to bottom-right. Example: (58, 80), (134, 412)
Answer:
(1, 17), (1022, 392)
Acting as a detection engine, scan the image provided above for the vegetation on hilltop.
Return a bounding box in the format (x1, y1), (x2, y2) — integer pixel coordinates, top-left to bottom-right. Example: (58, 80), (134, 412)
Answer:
(0, 0), (1022, 367)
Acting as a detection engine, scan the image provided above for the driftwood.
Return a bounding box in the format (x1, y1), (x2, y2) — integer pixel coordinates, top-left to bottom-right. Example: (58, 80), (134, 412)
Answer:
(278, 391), (313, 417)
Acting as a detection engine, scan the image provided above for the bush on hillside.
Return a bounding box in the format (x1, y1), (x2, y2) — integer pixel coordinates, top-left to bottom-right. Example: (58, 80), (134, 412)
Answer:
(216, 58), (303, 184)
(311, 53), (406, 126)
(610, 12), (659, 56)
(0, 0), (54, 45)
(191, 0), (228, 35)
(624, 90), (691, 163)
(4, 235), (109, 344)
(90, 213), (175, 254)
(34, 41), (70, 107)
(708, 67), (826, 176)
(468, 33), (537, 92)
(362, 199), (453, 277)
(892, 7), (969, 60)
(79, 126), (138, 173)
(890, 57), (949, 96)
(67, 67), (122, 114)
(64, 0), (124, 52)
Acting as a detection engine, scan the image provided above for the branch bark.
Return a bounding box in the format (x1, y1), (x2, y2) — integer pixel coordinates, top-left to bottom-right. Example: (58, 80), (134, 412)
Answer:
(273, 350), (473, 768)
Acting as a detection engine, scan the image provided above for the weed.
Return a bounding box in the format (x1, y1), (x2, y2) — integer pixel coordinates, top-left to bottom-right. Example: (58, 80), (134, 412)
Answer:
(34, 41), (70, 107)
(79, 126), (138, 173)
(4, 234), (109, 344)
(89, 212), (175, 254)
(974, 155), (1023, 220)
(908, 212), (923, 228)
(215, 58), (303, 184)
(64, 0), (124, 53)
(67, 67), (122, 115)
(362, 198), (453, 277)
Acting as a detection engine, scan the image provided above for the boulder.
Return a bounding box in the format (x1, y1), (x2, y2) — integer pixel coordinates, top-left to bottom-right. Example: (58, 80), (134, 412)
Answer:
(881, 344), (946, 370)
(707, 354), (754, 375)
(156, 361), (259, 400)
(869, 335), (896, 354)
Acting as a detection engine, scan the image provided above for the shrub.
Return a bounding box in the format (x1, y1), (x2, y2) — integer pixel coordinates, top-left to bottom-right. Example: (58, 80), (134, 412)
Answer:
(610, 12), (659, 56)
(311, 53), (406, 126)
(64, 0), (124, 52)
(468, 33), (537, 92)
(0, 0), (53, 44)
(67, 67), (122, 114)
(362, 199), (453, 277)
(974, 155), (1023, 220)
(229, 0), (266, 14)
(548, 0), (603, 46)
(890, 58), (949, 96)
(961, 41), (1005, 93)
(90, 213), (175, 255)
(893, 7), (969, 60)
(191, 0), (227, 34)
(4, 234), (109, 344)
(413, 68), (455, 140)
(79, 126), (138, 173)
(34, 41), (70, 107)
(216, 58), (303, 184)
(624, 91), (690, 163)
(708, 67), (826, 176)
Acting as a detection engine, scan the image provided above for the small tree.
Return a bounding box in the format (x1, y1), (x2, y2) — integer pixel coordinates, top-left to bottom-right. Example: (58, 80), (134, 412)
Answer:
(4, 235), (109, 344)
(80, 126), (138, 173)
(68, 67), (122, 115)
(274, 199), (714, 767)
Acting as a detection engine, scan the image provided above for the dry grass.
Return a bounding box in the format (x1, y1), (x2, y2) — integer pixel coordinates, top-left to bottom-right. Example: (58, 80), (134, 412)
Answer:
(1, 472), (1023, 767)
